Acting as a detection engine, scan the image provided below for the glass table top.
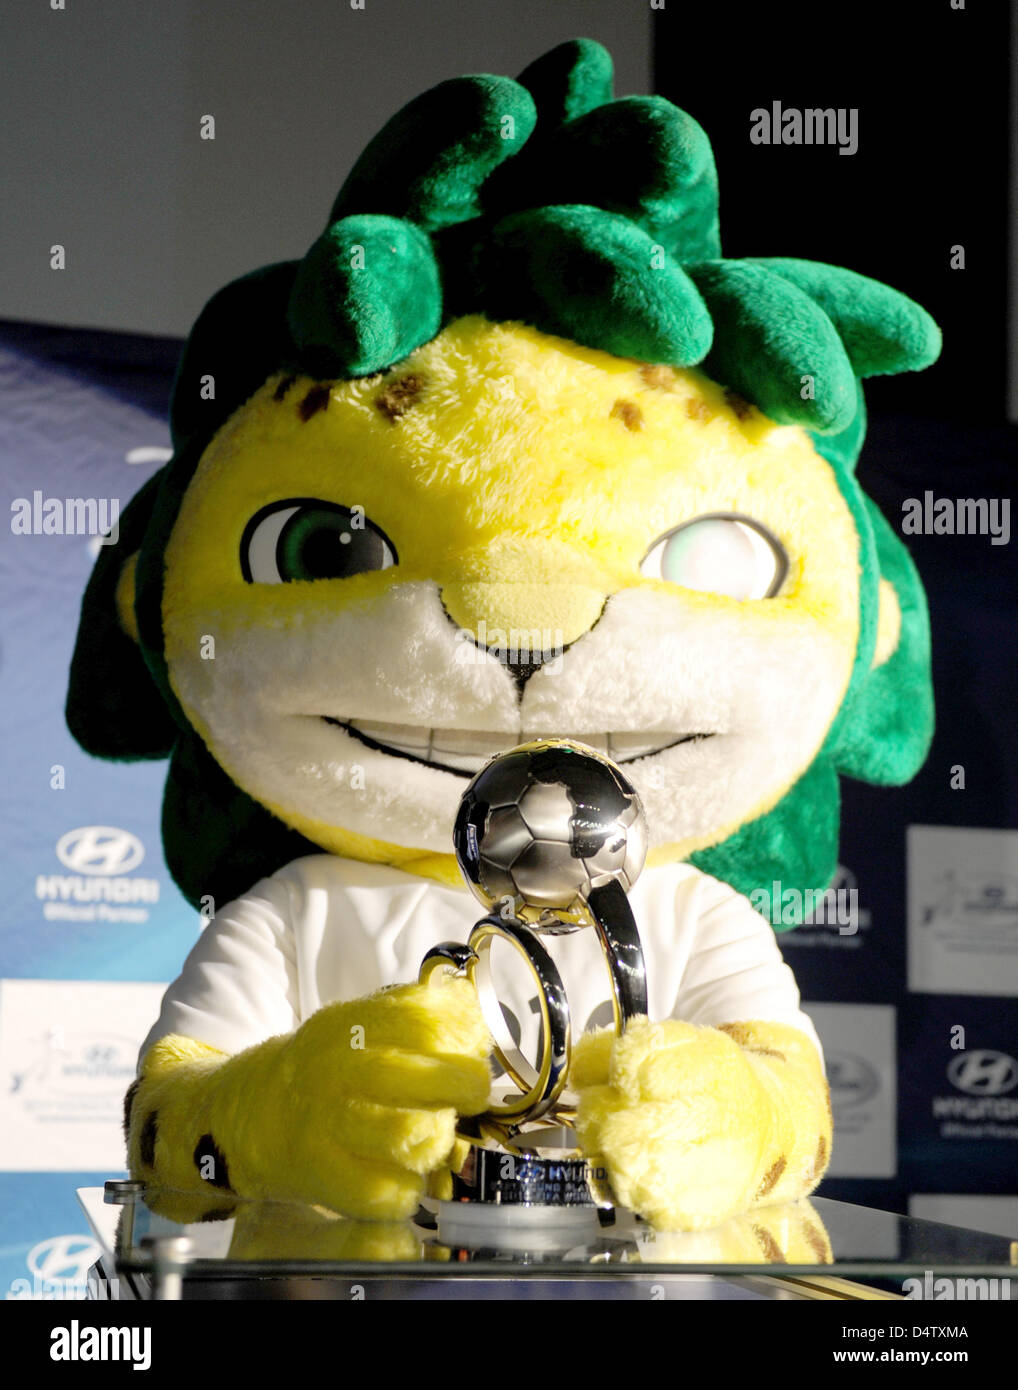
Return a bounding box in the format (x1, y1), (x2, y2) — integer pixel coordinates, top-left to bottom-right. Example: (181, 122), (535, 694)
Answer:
(79, 1185), (1018, 1284)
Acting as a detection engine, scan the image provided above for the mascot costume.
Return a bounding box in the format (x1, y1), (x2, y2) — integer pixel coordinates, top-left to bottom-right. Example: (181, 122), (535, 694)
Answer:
(67, 39), (939, 1236)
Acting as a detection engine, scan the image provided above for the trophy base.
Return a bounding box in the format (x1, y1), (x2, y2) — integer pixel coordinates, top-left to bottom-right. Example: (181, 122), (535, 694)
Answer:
(431, 1135), (615, 1253)
(446, 1119), (615, 1212)
(431, 1195), (610, 1254)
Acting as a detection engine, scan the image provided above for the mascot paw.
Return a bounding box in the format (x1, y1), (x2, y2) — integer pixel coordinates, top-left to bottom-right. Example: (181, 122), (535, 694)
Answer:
(573, 1018), (775, 1232)
(259, 977), (493, 1220)
(132, 978), (493, 1224)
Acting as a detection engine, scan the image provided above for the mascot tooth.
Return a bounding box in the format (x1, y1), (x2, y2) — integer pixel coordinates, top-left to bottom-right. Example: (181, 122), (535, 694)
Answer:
(68, 38), (939, 1236)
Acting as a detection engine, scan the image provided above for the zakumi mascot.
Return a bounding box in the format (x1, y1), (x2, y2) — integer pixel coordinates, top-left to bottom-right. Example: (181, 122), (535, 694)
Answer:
(67, 39), (939, 1234)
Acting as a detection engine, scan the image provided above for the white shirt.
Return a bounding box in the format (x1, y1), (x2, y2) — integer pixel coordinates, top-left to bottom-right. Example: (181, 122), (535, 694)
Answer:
(140, 855), (822, 1067)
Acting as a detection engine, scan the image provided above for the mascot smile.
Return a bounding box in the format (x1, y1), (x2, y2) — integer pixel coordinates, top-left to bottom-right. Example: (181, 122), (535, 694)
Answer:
(67, 38), (939, 1236)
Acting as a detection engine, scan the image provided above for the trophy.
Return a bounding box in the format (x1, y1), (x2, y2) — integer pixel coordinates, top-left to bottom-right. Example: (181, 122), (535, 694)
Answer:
(420, 739), (648, 1217)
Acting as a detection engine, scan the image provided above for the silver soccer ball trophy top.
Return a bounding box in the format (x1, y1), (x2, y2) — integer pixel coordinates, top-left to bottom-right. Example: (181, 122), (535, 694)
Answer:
(453, 738), (648, 926)
(420, 740), (650, 1210)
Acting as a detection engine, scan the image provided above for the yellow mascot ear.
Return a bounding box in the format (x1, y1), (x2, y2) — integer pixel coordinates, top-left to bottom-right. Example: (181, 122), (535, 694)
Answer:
(114, 552), (141, 643)
(65, 473), (178, 760)
(871, 577), (902, 668)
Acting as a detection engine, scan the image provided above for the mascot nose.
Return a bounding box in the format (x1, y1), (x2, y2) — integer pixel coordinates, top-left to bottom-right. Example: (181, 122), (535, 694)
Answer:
(440, 579), (608, 693)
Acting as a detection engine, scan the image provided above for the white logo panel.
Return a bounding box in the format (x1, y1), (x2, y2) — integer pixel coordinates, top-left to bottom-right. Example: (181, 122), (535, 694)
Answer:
(0, 979), (166, 1171)
(908, 825), (1018, 996)
(805, 1002), (896, 1178)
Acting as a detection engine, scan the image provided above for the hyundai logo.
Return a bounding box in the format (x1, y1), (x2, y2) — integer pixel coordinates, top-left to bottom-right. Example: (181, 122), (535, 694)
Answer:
(947, 1050), (1018, 1097)
(826, 1051), (881, 1110)
(55, 826), (144, 876)
(27, 1234), (100, 1286)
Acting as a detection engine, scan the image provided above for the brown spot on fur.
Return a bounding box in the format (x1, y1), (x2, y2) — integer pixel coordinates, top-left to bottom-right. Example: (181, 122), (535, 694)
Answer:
(273, 374), (297, 402)
(139, 1110), (157, 1168)
(374, 372), (426, 423)
(199, 1206), (237, 1223)
(803, 1221), (829, 1262)
(123, 1078), (140, 1139)
(747, 1046), (786, 1062)
(756, 1155), (787, 1199)
(718, 1023), (764, 1048)
(638, 363), (678, 391)
(684, 397), (712, 422)
(753, 1225), (786, 1263)
(724, 387), (752, 420)
(194, 1133), (234, 1192)
(718, 1024), (785, 1062)
(299, 383), (331, 421)
(815, 1134), (829, 1172)
(610, 399), (643, 431)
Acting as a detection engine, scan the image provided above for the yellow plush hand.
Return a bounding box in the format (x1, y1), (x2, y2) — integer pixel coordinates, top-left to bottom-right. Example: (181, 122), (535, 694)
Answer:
(128, 978), (492, 1223)
(572, 1017), (831, 1232)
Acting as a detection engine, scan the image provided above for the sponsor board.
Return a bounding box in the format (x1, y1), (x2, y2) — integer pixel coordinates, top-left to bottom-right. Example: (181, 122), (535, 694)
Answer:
(930, 1048), (1018, 1143)
(35, 825), (161, 926)
(0, 979), (166, 1170)
(908, 826), (1018, 996)
(806, 1002), (896, 1178)
(899, 997), (1018, 1186)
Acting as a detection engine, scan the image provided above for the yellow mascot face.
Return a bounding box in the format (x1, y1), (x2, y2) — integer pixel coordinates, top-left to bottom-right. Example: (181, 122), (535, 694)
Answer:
(154, 314), (865, 884)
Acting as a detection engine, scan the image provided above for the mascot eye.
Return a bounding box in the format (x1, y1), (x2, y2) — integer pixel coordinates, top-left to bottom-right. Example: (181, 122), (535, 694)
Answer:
(640, 514), (786, 599)
(240, 500), (397, 583)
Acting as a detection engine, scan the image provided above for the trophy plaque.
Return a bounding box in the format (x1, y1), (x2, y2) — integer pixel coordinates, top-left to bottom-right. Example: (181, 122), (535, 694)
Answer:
(420, 738), (649, 1217)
